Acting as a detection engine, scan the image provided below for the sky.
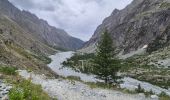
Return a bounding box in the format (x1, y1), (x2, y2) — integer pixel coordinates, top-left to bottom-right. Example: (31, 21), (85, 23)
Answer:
(9, 0), (133, 41)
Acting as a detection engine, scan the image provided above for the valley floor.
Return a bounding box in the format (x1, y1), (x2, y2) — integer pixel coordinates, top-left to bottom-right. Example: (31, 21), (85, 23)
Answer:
(18, 51), (170, 100)
(19, 70), (153, 100)
(47, 51), (102, 82)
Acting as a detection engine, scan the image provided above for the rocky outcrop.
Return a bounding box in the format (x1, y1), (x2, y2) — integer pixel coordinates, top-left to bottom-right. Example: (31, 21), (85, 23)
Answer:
(82, 0), (170, 54)
(0, 0), (84, 51)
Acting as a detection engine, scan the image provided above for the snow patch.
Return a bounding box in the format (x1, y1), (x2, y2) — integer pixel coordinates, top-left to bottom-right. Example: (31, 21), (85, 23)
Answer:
(142, 45), (148, 49)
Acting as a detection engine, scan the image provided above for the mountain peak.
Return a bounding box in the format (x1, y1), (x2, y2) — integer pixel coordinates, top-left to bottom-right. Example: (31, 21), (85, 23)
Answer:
(81, 0), (170, 54)
(111, 9), (120, 15)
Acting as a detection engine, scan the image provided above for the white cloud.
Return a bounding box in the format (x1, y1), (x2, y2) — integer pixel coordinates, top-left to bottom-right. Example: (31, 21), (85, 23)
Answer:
(9, 0), (133, 41)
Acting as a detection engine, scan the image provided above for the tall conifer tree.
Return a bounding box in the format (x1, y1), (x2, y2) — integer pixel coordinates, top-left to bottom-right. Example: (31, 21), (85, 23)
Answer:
(93, 30), (119, 83)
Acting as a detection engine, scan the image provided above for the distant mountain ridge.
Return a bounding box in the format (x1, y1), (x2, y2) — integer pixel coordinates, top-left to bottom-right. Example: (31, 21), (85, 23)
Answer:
(0, 0), (84, 51)
(81, 0), (170, 54)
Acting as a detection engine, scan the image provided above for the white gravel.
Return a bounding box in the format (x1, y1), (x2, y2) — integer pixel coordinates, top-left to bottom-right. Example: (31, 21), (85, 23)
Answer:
(18, 70), (153, 100)
(120, 77), (170, 96)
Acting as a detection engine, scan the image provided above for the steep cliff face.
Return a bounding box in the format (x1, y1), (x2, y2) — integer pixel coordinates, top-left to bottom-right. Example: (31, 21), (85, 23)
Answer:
(82, 0), (170, 54)
(0, 0), (84, 51)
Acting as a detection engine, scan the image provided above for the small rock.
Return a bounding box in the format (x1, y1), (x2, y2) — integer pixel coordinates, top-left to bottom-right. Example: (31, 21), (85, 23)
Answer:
(2, 95), (8, 100)
(1, 84), (6, 89)
(139, 93), (145, 97)
(151, 95), (158, 99)
(101, 94), (106, 98)
(6, 86), (12, 91)
(0, 94), (3, 98)
(0, 74), (3, 79)
(0, 88), (3, 91)
(2, 91), (8, 95)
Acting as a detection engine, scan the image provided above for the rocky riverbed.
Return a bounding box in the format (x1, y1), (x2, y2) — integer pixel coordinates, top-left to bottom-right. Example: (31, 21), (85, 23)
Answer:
(17, 52), (162, 100)
(47, 51), (102, 82)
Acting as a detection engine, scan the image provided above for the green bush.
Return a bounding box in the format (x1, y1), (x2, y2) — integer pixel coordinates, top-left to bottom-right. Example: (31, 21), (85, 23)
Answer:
(160, 2), (170, 8)
(66, 76), (81, 81)
(9, 88), (24, 100)
(146, 36), (166, 53)
(32, 54), (52, 64)
(0, 66), (17, 75)
(159, 92), (170, 100)
(135, 84), (145, 93)
(9, 80), (51, 100)
(122, 89), (137, 94)
(62, 53), (95, 73)
(144, 90), (154, 97)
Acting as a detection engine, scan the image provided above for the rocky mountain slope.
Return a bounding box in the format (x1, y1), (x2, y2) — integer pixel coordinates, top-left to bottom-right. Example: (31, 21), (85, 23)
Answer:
(0, 0), (83, 76)
(0, 14), (57, 76)
(0, 0), (84, 51)
(81, 0), (170, 54)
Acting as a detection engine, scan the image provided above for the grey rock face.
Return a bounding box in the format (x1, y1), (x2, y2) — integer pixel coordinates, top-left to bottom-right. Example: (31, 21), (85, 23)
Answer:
(83, 0), (170, 54)
(0, 0), (84, 50)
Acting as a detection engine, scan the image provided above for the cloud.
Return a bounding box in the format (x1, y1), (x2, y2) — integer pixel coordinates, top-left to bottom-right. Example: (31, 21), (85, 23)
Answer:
(9, 0), (133, 41)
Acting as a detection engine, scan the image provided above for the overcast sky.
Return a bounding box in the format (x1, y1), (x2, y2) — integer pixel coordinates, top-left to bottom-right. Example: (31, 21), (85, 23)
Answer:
(9, 0), (132, 41)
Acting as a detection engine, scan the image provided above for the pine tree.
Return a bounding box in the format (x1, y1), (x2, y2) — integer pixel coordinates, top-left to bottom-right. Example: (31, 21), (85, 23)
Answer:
(93, 30), (119, 83)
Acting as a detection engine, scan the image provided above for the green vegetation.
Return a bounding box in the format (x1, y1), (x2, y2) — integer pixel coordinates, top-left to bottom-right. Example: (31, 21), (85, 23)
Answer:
(61, 29), (170, 99)
(159, 92), (170, 100)
(147, 35), (166, 53)
(85, 81), (155, 97)
(135, 84), (144, 93)
(32, 53), (52, 64)
(63, 31), (121, 83)
(62, 53), (94, 73)
(0, 65), (17, 75)
(122, 88), (154, 97)
(64, 75), (116, 89)
(160, 2), (170, 8)
(119, 56), (170, 89)
(63, 53), (94, 66)
(9, 79), (51, 100)
(9, 87), (24, 100)
(3, 41), (55, 76)
(92, 30), (120, 83)
(0, 65), (52, 100)
(52, 46), (68, 52)
(122, 89), (137, 94)
(66, 76), (81, 81)
(5, 40), (52, 64)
